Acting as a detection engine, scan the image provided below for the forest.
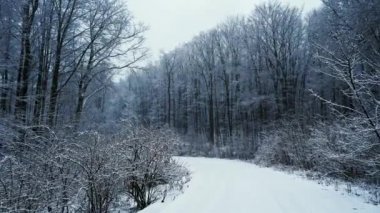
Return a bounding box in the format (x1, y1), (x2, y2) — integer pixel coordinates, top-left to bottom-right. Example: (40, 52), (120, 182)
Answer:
(122, 0), (380, 204)
(0, 0), (379, 212)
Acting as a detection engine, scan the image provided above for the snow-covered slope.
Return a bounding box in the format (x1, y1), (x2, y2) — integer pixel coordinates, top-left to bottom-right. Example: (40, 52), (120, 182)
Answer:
(140, 157), (380, 213)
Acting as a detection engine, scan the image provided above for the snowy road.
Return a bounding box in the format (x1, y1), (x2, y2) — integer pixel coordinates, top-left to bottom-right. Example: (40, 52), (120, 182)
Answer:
(140, 157), (380, 213)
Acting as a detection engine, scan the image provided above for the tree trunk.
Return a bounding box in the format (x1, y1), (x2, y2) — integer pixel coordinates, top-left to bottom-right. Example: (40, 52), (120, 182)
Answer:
(1, 14), (11, 114)
(48, 34), (62, 126)
(208, 73), (215, 144)
(167, 73), (171, 126)
(75, 87), (85, 129)
(34, 9), (52, 125)
(14, 0), (39, 123)
(48, 0), (77, 126)
(1, 70), (8, 113)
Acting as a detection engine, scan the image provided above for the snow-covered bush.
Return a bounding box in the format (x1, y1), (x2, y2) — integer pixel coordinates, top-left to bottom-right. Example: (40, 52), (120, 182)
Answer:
(69, 131), (125, 212)
(255, 119), (313, 169)
(120, 127), (188, 210)
(306, 117), (380, 204)
(0, 125), (79, 212)
(308, 118), (380, 182)
(0, 122), (188, 212)
(67, 126), (188, 212)
(253, 116), (380, 203)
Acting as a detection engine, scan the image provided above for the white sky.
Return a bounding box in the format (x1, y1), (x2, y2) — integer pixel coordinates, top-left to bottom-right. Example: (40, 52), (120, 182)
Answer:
(127, 0), (322, 61)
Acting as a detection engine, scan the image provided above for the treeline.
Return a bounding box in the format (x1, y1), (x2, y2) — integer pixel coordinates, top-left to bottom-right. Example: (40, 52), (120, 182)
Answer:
(0, 0), (145, 128)
(123, 0), (380, 199)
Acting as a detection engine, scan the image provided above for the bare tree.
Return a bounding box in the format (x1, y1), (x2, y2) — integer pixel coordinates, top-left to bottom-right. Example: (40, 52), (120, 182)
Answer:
(249, 2), (306, 117)
(47, 0), (78, 126)
(191, 31), (218, 144)
(161, 52), (177, 127)
(33, 0), (54, 125)
(72, 0), (146, 127)
(14, 0), (39, 123)
(312, 0), (380, 142)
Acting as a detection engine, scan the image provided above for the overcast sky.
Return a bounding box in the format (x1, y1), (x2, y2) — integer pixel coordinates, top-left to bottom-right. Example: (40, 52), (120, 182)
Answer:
(127, 0), (322, 61)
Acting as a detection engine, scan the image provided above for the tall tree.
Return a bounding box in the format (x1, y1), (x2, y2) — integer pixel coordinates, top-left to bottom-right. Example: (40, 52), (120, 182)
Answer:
(250, 2), (306, 117)
(161, 52), (176, 127)
(191, 31), (218, 144)
(33, 0), (54, 125)
(48, 0), (78, 126)
(73, 0), (146, 127)
(14, 0), (39, 123)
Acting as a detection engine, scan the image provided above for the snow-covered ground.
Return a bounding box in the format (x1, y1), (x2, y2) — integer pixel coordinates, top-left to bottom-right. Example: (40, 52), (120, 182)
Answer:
(140, 157), (380, 213)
